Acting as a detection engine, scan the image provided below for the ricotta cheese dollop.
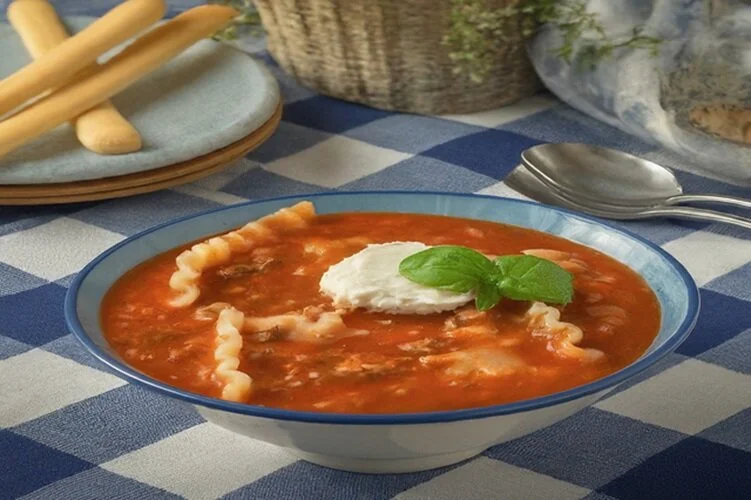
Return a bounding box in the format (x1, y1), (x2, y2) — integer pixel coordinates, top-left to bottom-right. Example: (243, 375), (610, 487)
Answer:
(319, 242), (474, 315)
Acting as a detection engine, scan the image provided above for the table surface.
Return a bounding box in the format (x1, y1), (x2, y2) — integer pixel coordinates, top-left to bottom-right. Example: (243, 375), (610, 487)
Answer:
(1, 1), (750, 499)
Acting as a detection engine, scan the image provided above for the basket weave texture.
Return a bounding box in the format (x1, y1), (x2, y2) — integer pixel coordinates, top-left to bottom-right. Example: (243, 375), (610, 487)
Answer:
(253, 0), (543, 114)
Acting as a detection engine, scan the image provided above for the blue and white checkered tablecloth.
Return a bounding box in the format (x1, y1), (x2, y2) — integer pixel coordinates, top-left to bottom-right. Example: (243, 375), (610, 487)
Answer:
(1, 1), (750, 498)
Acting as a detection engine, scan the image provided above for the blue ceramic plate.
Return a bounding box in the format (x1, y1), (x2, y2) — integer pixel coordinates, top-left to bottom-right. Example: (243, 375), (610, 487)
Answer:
(65, 191), (700, 424)
(0, 17), (279, 184)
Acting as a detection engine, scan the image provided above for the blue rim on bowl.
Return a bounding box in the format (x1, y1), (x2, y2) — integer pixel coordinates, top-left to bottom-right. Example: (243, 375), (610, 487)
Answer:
(64, 191), (700, 425)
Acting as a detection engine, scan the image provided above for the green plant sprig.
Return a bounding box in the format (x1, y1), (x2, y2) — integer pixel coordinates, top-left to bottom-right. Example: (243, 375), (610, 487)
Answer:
(211, 0), (263, 41)
(444, 0), (662, 83)
(399, 245), (574, 311)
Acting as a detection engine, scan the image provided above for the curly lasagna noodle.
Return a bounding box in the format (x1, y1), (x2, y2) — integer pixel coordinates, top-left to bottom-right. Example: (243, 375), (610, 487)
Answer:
(168, 201), (316, 307)
(214, 306), (252, 402)
(525, 302), (604, 361)
(102, 205), (661, 414)
(244, 306), (367, 343)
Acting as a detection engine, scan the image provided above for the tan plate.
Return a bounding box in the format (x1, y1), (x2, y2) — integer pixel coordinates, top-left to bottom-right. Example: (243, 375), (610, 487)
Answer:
(0, 100), (282, 206)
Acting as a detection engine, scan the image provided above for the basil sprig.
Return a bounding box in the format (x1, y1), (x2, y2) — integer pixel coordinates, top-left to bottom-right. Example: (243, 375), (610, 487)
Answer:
(399, 245), (573, 311)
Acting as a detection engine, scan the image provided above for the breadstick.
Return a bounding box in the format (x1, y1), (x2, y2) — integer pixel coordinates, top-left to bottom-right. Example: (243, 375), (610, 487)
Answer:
(0, 5), (238, 159)
(0, 0), (166, 118)
(7, 0), (142, 154)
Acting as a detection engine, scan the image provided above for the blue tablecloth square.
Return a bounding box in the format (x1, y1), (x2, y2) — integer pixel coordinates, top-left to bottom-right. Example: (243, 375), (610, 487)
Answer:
(676, 289), (751, 356)
(0, 283), (68, 346)
(423, 128), (541, 179)
(597, 436), (751, 500)
(484, 407), (686, 489)
(0, 430), (95, 499)
(284, 95), (393, 134)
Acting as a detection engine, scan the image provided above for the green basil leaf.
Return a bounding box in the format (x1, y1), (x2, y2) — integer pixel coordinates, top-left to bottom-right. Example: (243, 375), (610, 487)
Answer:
(399, 246), (497, 293)
(493, 255), (574, 305)
(475, 279), (503, 311)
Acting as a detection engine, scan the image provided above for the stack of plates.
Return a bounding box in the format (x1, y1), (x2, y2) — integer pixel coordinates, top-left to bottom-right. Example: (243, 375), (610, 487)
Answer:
(0, 17), (281, 205)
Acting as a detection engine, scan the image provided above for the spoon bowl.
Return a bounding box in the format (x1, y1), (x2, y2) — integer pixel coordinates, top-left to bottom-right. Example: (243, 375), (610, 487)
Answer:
(520, 143), (751, 211)
(520, 143), (682, 207)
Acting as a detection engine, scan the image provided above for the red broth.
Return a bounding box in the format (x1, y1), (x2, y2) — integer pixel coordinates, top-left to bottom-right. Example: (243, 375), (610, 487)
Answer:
(101, 212), (660, 413)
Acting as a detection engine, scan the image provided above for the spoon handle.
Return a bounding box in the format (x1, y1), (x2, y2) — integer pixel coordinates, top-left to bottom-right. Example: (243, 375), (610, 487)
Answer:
(643, 206), (751, 230)
(667, 194), (751, 211)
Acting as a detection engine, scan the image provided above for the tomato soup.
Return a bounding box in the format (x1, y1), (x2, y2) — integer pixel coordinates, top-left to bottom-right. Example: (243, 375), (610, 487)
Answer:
(102, 208), (660, 414)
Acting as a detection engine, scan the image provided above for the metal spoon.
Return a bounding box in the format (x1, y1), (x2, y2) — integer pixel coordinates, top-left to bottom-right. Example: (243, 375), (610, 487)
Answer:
(520, 143), (751, 211)
(505, 165), (751, 230)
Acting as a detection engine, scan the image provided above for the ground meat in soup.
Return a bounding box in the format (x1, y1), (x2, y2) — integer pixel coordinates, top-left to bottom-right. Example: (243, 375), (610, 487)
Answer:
(101, 212), (661, 414)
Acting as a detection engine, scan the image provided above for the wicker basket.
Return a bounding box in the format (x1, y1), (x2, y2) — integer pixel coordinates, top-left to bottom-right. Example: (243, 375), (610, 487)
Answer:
(253, 0), (543, 114)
